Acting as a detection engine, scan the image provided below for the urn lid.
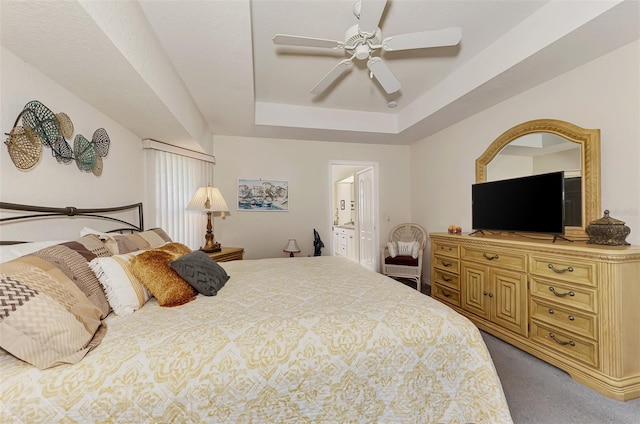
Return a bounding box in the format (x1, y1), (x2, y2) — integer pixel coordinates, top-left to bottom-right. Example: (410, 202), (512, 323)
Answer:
(589, 210), (626, 226)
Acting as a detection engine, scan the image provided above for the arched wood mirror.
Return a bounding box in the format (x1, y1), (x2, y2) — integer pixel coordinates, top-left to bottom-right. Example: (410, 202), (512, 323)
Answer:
(476, 119), (601, 240)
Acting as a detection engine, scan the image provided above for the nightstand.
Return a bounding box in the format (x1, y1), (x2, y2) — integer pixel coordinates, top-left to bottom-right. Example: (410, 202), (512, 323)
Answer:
(206, 247), (244, 262)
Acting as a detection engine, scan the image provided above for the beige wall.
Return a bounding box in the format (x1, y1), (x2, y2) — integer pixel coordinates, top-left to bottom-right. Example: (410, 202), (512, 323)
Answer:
(212, 136), (411, 259)
(1, 47), (145, 240)
(412, 40), (640, 284)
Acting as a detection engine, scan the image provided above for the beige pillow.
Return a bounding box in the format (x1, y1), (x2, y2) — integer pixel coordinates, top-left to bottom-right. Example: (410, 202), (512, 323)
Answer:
(106, 228), (173, 255)
(129, 243), (196, 307)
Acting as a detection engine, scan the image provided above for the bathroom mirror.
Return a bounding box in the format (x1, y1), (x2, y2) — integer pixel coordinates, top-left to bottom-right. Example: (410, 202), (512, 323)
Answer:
(476, 119), (601, 240)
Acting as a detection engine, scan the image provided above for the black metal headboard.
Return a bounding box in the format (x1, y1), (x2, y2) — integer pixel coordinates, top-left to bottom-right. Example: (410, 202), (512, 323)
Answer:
(0, 202), (144, 244)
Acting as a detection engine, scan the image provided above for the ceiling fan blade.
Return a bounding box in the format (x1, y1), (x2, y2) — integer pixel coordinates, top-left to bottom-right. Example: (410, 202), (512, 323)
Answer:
(382, 27), (462, 51)
(273, 34), (343, 49)
(310, 60), (353, 95)
(357, 0), (387, 36)
(367, 57), (400, 94)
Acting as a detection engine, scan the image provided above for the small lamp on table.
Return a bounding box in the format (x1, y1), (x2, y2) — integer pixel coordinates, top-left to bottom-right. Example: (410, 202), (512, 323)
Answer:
(283, 239), (300, 257)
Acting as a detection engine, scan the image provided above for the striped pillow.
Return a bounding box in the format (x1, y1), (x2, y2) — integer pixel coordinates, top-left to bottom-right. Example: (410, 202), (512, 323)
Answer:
(22, 235), (112, 318)
(106, 228), (173, 255)
(0, 253), (107, 369)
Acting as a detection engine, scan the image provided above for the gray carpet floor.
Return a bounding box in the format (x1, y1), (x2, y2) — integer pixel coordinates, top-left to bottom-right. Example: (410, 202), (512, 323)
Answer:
(481, 331), (640, 424)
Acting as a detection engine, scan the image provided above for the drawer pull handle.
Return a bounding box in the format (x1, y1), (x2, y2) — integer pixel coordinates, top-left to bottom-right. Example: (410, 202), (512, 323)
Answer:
(483, 253), (499, 260)
(548, 309), (554, 314)
(442, 276), (453, 282)
(548, 264), (574, 273)
(488, 293), (493, 298)
(483, 291), (488, 296)
(568, 315), (575, 321)
(442, 261), (453, 267)
(549, 287), (575, 297)
(549, 332), (575, 347)
(442, 290), (453, 298)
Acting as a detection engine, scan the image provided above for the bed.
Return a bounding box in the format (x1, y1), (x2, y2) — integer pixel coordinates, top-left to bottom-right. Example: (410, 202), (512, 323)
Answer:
(0, 203), (512, 423)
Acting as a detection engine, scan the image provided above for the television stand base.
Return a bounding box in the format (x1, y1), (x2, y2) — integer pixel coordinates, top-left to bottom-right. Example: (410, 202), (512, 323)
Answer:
(469, 229), (485, 236)
(553, 234), (573, 243)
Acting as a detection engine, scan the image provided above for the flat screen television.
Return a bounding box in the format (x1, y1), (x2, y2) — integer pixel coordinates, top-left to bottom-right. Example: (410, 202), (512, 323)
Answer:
(472, 171), (565, 235)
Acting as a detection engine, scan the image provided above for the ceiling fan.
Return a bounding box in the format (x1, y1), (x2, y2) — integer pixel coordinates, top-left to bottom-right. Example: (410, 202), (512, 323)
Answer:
(272, 0), (462, 96)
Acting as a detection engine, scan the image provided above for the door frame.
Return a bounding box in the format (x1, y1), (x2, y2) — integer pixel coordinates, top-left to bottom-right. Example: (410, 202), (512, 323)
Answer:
(329, 160), (380, 271)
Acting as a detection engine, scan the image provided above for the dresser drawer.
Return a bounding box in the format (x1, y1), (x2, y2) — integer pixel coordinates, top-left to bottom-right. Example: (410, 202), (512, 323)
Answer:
(530, 278), (597, 314)
(432, 283), (460, 308)
(432, 268), (460, 290)
(432, 241), (459, 258)
(461, 246), (526, 272)
(530, 255), (596, 287)
(530, 298), (598, 340)
(530, 322), (598, 368)
(433, 255), (460, 274)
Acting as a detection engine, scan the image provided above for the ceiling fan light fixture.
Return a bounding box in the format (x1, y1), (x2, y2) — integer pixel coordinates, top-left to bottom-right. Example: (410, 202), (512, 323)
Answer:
(354, 44), (370, 60)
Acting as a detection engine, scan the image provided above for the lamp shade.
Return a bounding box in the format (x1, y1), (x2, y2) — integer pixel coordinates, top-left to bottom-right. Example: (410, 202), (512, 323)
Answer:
(187, 185), (229, 213)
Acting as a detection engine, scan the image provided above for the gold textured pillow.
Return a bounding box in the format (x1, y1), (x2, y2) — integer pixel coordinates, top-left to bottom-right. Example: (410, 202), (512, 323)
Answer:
(129, 246), (196, 307)
(156, 242), (192, 257)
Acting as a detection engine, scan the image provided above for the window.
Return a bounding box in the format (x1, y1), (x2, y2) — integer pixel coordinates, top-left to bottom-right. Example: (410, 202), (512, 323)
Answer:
(143, 141), (214, 249)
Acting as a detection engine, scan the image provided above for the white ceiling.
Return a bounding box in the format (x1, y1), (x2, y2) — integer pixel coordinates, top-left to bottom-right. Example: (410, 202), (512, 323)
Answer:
(1, 0), (638, 153)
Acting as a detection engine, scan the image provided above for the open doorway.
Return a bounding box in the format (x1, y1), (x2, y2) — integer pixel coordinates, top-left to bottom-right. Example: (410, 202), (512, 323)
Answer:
(329, 161), (379, 272)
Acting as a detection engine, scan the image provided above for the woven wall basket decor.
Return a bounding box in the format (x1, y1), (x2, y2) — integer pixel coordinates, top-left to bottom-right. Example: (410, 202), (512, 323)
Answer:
(4, 126), (43, 170)
(5, 100), (110, 175)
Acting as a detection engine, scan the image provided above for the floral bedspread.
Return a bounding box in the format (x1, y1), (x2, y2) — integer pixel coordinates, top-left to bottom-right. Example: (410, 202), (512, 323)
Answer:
(1, 256), (512, 423)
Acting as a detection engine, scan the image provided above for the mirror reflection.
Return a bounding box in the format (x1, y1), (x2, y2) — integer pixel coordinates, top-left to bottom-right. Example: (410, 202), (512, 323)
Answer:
(487, 133), (582, 226)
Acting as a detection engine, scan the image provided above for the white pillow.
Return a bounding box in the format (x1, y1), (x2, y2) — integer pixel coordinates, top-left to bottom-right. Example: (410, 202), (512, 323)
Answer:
(397, 241), (420, 259)
(0, 240), (67, 263)
(89, 250), (151, 315)
(387, 241), (398, 258)
(411, 241), (420, 259)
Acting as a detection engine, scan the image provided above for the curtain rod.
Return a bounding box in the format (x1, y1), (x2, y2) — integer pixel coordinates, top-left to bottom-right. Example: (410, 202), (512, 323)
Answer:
(141, 138), (215, 164)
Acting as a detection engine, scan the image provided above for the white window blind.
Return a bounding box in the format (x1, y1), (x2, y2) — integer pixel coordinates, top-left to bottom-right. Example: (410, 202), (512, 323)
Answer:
(143, 148), (214, 250)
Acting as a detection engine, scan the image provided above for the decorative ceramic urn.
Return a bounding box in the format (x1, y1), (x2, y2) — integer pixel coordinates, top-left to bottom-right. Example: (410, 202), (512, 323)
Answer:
(586, 210), (630, 246)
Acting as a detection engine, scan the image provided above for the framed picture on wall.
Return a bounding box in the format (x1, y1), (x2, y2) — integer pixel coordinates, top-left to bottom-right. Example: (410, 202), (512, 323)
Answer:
(237, 178), (289, 211)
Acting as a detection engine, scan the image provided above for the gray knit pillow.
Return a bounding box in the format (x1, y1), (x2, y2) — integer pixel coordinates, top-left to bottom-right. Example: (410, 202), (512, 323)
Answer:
(168, 250), (230, 296)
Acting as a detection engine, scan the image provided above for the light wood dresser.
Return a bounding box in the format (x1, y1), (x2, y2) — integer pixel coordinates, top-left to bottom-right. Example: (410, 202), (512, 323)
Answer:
(429, 232), (640, 401)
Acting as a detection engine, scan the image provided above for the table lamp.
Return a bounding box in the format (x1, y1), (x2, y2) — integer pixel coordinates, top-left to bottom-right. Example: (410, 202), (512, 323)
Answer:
(283, 239), (300, 257)
(187, 185), (229, 252)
